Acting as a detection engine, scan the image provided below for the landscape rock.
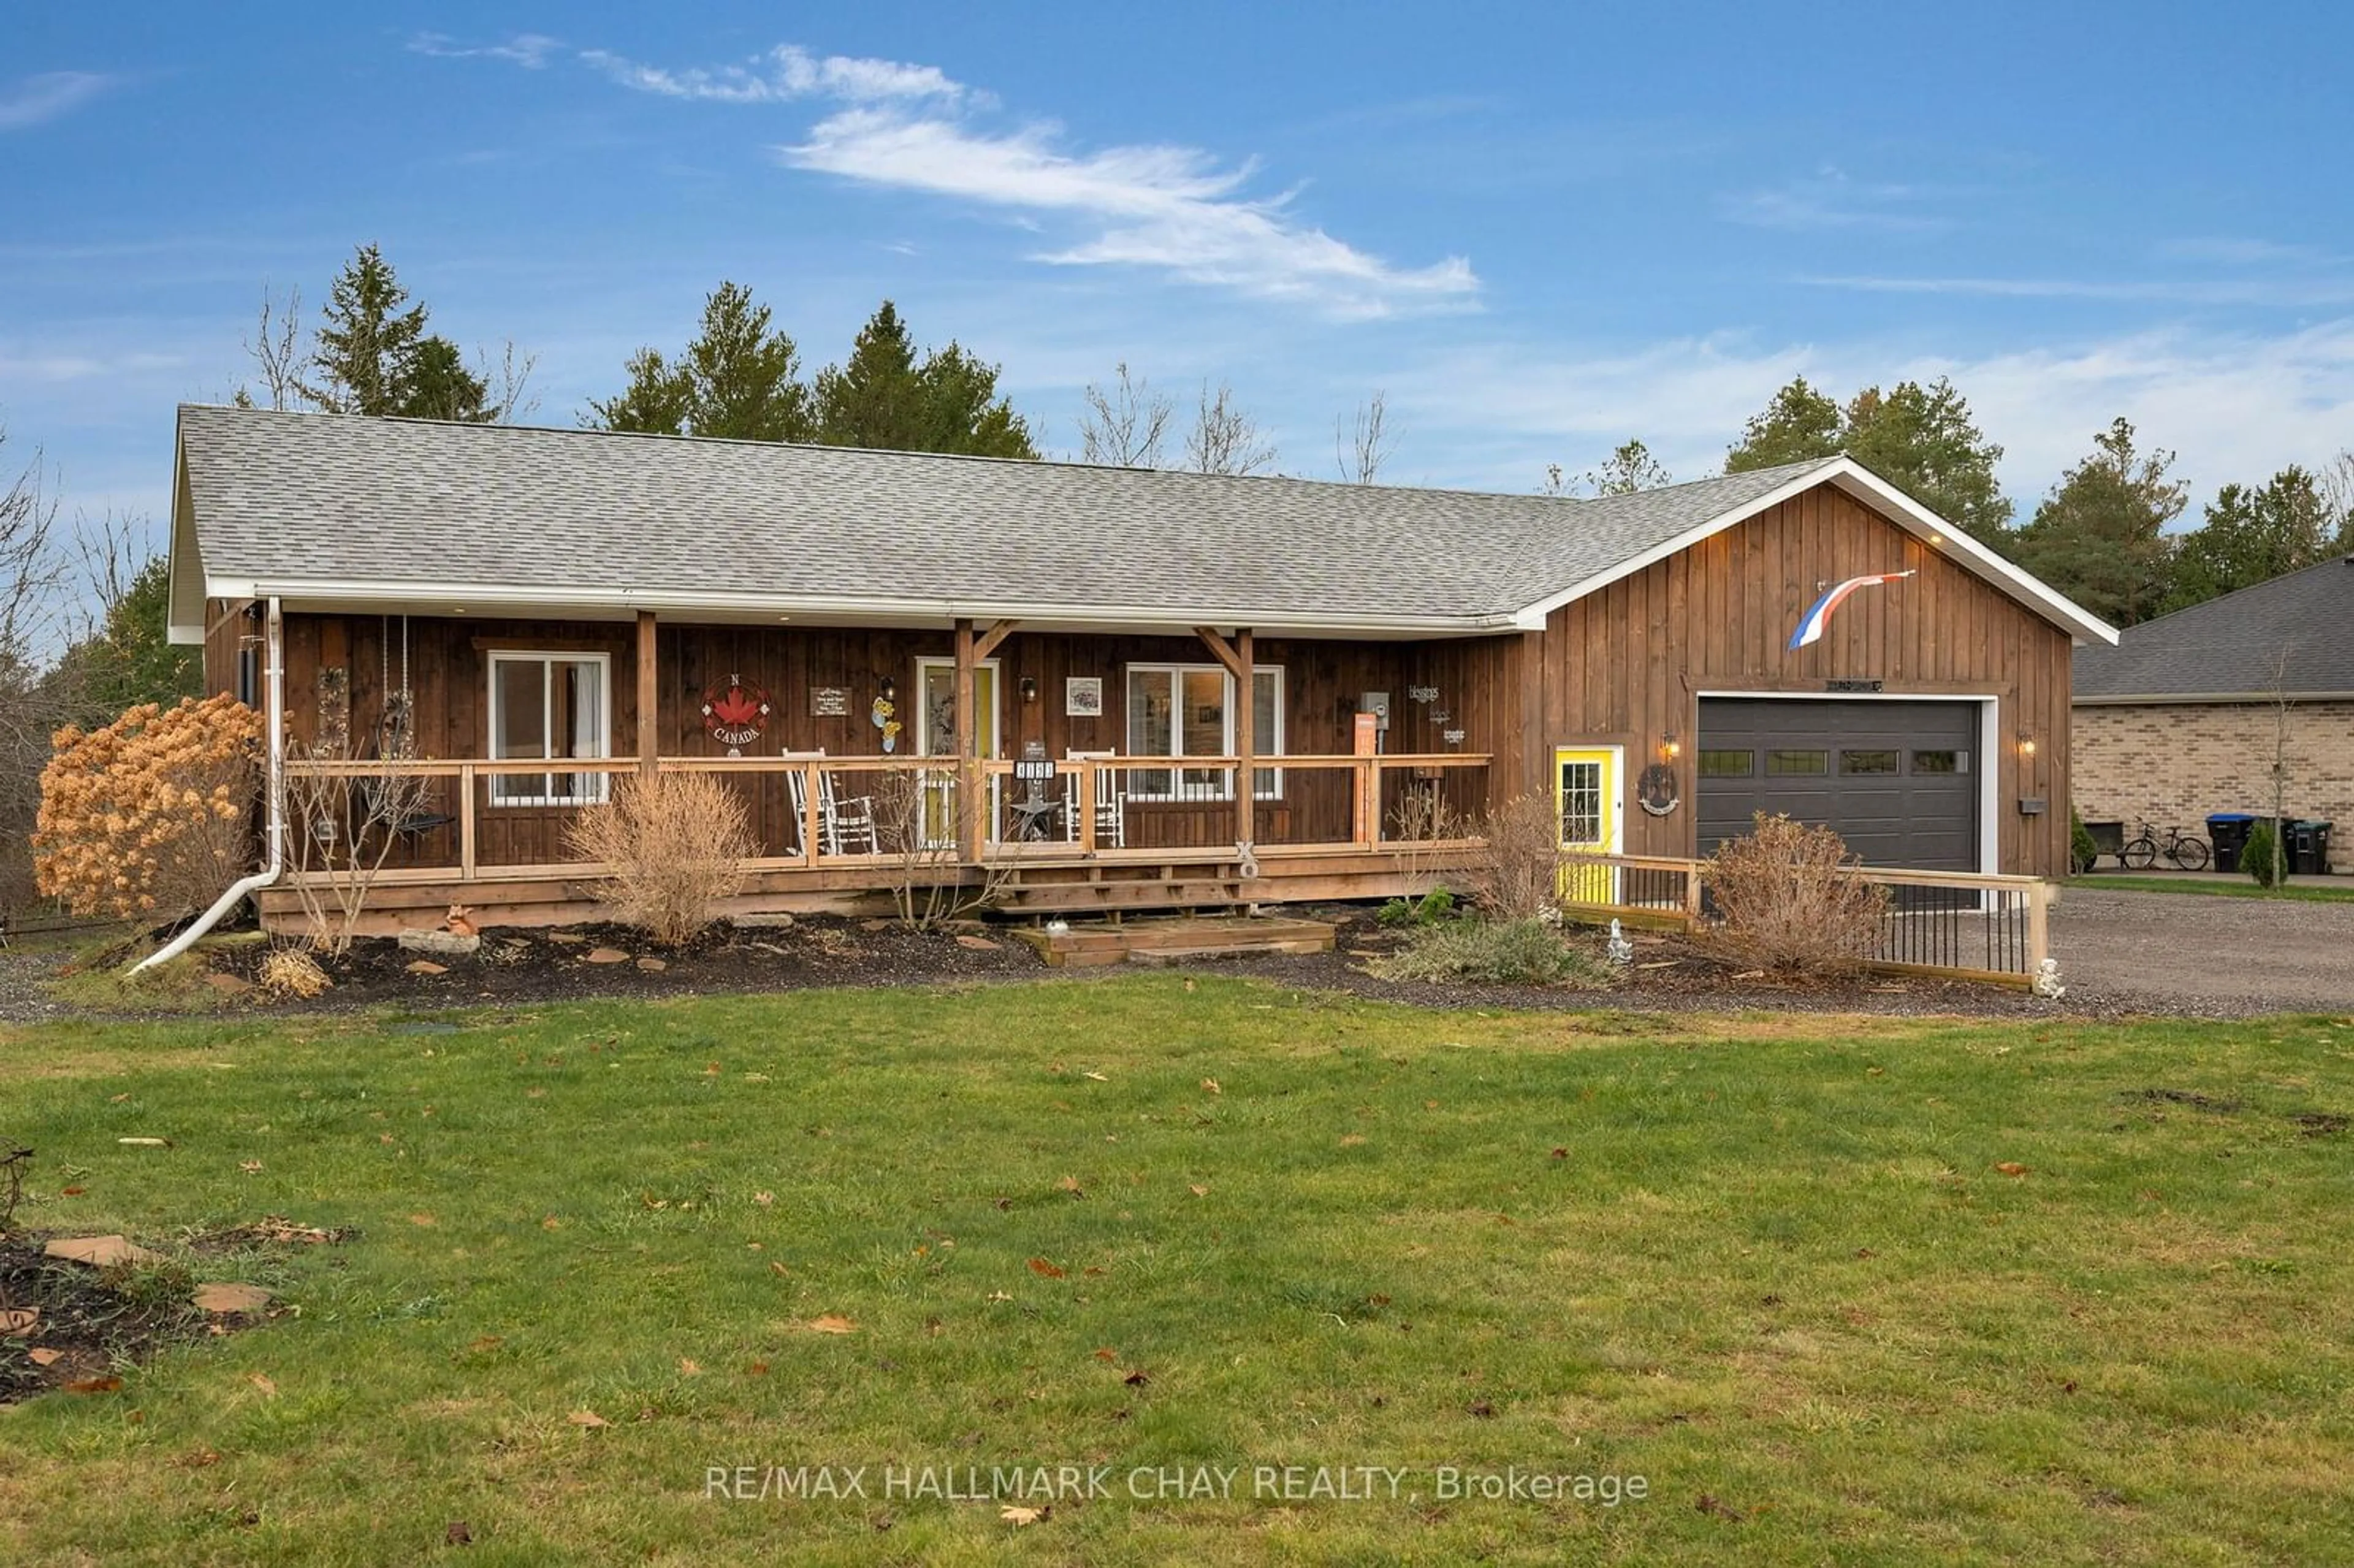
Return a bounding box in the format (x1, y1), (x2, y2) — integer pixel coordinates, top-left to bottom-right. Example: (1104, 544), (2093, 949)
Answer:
(405, 960), (448, 976)
(736, 912), (796, 929)
(584, 948), (630, 965)
(192, 1282), (274, 1315)
(955, 934), (1001, 951)
(547, 932), (587, 945)
(205, 972), (252, 995)
(859, 918), (893, 933)
(398, 929), (481, 957)
(636, 957), (668, 972)
(45, 1235), (165, 1268)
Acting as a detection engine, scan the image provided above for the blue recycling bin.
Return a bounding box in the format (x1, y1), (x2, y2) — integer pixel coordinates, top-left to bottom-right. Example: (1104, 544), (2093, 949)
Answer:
(2206, 812), (2257, 873)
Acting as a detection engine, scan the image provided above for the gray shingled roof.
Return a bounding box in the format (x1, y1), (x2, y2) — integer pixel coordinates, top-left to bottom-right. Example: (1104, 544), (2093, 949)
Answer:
(173, 405), (1843, 630)
(2074, 555), (2354, 699)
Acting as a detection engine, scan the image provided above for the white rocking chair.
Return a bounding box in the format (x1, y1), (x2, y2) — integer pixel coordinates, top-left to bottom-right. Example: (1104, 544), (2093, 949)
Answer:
(782, 750), (878, 856)
(1063, 750), (1127, 848)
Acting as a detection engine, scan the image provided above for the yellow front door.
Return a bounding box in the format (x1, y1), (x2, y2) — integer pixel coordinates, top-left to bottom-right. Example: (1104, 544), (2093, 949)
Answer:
(1555, 747), (1623, 904)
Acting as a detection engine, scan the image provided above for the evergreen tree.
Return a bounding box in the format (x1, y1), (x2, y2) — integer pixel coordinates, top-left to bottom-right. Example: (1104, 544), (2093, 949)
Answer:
(815, 301), (1038, 457)
(813, 301), (924, 449)
(1726, 374), (2013, 549)
(400, 335), (493, 422)
(300, 245), (429, 416)
(1841, 379), (2013, 547)
(2166, 466), (2336, 610)
(2011, 418), (2185, 626)
(1724, 377), (1842, 470)
(587, 349), (694, 435)
(680, 283), (811, 441)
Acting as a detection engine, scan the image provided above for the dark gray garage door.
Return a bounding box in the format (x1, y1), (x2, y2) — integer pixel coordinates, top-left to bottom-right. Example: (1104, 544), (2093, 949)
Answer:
(1696, 699), (1979, 870)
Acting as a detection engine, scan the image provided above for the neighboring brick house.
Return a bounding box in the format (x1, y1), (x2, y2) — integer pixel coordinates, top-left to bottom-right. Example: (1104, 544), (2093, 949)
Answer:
(2073, 555), (2354, 849)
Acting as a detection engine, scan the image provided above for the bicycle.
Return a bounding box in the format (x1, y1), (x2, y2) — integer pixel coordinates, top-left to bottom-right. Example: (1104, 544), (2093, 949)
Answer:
(2120, 819), (2210, 872)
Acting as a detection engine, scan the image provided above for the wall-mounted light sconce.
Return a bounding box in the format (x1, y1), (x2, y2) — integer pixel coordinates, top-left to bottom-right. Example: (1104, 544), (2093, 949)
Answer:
(1660, 732), (1682, 761)
(1019, 676), (1038, 704)
(878, 675), (897, 703)
(2017, 733), (2038, 758)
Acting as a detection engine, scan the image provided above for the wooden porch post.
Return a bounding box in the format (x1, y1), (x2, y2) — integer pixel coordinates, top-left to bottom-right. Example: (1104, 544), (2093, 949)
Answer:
(636, 611), (658, 778)
(954, 617), (981, 865)
(1233, 627), (1255, 854)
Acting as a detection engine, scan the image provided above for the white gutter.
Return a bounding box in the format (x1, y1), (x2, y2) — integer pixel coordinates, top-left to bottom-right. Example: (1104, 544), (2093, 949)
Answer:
(132, 598), (285, 973)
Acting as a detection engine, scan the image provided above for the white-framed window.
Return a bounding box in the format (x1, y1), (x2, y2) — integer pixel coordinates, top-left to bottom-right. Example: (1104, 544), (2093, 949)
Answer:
(1124, 664), (1284, 799)
(487, 650), (611, 807)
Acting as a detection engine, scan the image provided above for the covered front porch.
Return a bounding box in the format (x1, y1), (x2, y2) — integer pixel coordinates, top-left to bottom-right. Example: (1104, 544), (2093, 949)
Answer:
(254, 608), (1520, 933)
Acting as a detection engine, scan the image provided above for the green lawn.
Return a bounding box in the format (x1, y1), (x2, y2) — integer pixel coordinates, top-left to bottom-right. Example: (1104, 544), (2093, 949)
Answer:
(2, 978), (2351, 1565)
(2070, 873), (2354, 902)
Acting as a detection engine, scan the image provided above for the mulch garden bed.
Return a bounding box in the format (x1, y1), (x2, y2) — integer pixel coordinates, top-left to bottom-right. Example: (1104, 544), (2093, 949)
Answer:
(128, 909), (2077, 1019)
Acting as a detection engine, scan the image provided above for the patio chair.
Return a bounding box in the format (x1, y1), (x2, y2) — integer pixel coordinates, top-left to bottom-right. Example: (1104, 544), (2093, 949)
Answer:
(781, 750), (879, 856)
(1063, 749), (1127, 848)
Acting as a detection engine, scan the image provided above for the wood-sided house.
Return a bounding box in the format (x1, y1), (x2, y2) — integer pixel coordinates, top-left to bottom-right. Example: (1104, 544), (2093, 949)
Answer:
(164, 406), (2114, 934)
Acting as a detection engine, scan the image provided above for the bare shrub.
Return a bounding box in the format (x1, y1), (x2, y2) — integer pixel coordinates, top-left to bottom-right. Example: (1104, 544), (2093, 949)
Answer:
(257, 946), (330, 999)
(1464, 794), (1561, 920)
(283, 742), (441, 956)
(1701, 812), (1887, 976)
(1386, 782), (1466, 900)
(867, 765), (1015, 931)
(565, 772), (755, 946)
(32, 695), (262, 921)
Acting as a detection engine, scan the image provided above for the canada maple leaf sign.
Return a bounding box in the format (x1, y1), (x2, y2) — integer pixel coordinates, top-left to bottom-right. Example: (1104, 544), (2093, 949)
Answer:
(701, 675), (771, 756)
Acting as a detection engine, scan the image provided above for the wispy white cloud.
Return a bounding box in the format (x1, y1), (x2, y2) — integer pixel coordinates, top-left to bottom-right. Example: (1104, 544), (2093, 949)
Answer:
(2154, 235), (2329, 267)
(413, 35), (1474, 319)
(579, 43), (967, 107)
(0, 71), (113, 131)
(408, 32), (562, 69)
(1721, 167), (1952, 234)
(779, 109), (1476, 318)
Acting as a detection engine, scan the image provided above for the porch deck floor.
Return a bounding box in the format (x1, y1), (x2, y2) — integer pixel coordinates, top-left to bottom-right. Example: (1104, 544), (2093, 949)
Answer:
(1007, 915), (1336, 969)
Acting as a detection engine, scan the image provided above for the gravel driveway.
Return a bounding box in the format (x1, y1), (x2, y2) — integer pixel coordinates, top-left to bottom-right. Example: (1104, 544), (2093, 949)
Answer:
(2052, 888), (2354, 1016)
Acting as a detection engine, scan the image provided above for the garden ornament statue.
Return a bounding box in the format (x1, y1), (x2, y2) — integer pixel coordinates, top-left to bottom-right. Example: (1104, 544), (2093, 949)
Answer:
(2031, 957), (2066, 999)
(1606, 919), (1634, 967)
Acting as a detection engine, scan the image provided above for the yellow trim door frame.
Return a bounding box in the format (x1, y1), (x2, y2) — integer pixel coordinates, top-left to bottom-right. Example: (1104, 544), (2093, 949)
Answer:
(1555, 745), (1625, 904)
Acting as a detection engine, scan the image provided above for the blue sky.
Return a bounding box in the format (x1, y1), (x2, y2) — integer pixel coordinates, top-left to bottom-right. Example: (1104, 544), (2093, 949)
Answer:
(5, 1), (2352, 547)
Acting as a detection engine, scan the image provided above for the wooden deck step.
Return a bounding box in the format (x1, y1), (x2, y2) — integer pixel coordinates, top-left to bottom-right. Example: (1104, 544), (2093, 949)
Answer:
(996, 878), (1244, 913)
(1007, 916), (1335, 969)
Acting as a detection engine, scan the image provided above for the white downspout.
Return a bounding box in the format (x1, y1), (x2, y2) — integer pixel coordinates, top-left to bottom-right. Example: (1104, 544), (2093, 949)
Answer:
(132, 596), (285, 973)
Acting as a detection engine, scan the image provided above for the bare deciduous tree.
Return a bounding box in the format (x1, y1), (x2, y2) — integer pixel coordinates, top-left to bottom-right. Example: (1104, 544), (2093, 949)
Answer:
(281, 741), (440, 954)
(2266, 646), (2295, 889)
(1186, 381), (1276, 476)
(0, 426), (65, 913)
(2320, 448), (2354, 554)
(238, 284), (308, 411)
(1076, 362), (1174, 468)
(478, 340), (541, 425)
(1336, 391), (1395, 485)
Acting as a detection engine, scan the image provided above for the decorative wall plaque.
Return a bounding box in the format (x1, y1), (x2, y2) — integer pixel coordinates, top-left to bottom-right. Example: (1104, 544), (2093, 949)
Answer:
(1065, 677), (1104, 717)
(701, 674), (771, 757)
(810, 685), (849, 717)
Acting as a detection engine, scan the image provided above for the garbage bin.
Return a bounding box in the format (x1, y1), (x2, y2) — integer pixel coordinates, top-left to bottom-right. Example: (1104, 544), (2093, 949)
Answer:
(2291, 819), (2334, 876)
(2207, 812), (2257, 873)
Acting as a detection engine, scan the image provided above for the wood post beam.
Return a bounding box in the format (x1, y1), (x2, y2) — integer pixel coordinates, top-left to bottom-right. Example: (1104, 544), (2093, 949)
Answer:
(955, 617), (982, 864)
(1233, 626), (1255, 854)
(636, 611), (658, 777)
(972, 618), (1021, 662)
(1192, 626), (1247, 683)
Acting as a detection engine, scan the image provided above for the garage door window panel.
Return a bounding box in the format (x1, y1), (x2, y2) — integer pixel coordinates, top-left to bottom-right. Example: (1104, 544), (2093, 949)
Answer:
(1766, 750), (1829, 776)
(1840, 750), (1899, 775)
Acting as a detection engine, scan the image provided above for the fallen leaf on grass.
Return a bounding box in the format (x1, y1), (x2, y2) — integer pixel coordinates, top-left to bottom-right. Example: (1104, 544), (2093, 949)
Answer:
(59, 1186), (85, 1196)
(66, 1376), (123, 1395)
(1338, 1133), (1366, 1147)
(1467, 1399), (1495, 1418)
(1, 1307), (37, 1333)
(246, 1372), (278, 1397)
(567, 1410), (609, 1429)
(109, 1093), (131, 1103)
(1083, 1070), (1109, 1083)
(1057, 1175), (1084, 1196)
(808, 1314), (858, 1335)
(678, 1358), (702, 1376)
(446, 1521), (473, 1546)
(408, 1213), (437, 1227)
(1994, 1162), (2030, 1178)
(28, 1347), (64, 1366)
(1092, 1347), (1118, 1362)
(1189, 1184), (1208, 1197)
(1027, 1258), (1067, 1279)
(238, 1160), (263, 1175)
(1200, 1077), (1221, 1095)
(753, 1191), (775, 1206)
(1696, 1493), (1746, 1521)
(117, 1136), (171, 1148)
(1000, 1504), (1049, 1526)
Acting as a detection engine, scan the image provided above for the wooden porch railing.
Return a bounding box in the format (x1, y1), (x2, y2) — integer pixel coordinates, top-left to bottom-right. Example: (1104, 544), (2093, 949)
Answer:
(1556, 851), (2055, 986)
(278, 752), (1492, 888)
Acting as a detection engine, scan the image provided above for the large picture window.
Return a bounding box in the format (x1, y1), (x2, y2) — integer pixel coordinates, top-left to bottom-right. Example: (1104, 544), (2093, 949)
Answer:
(1124, 664), (1284, 799)
(487, 651), (611, 806)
